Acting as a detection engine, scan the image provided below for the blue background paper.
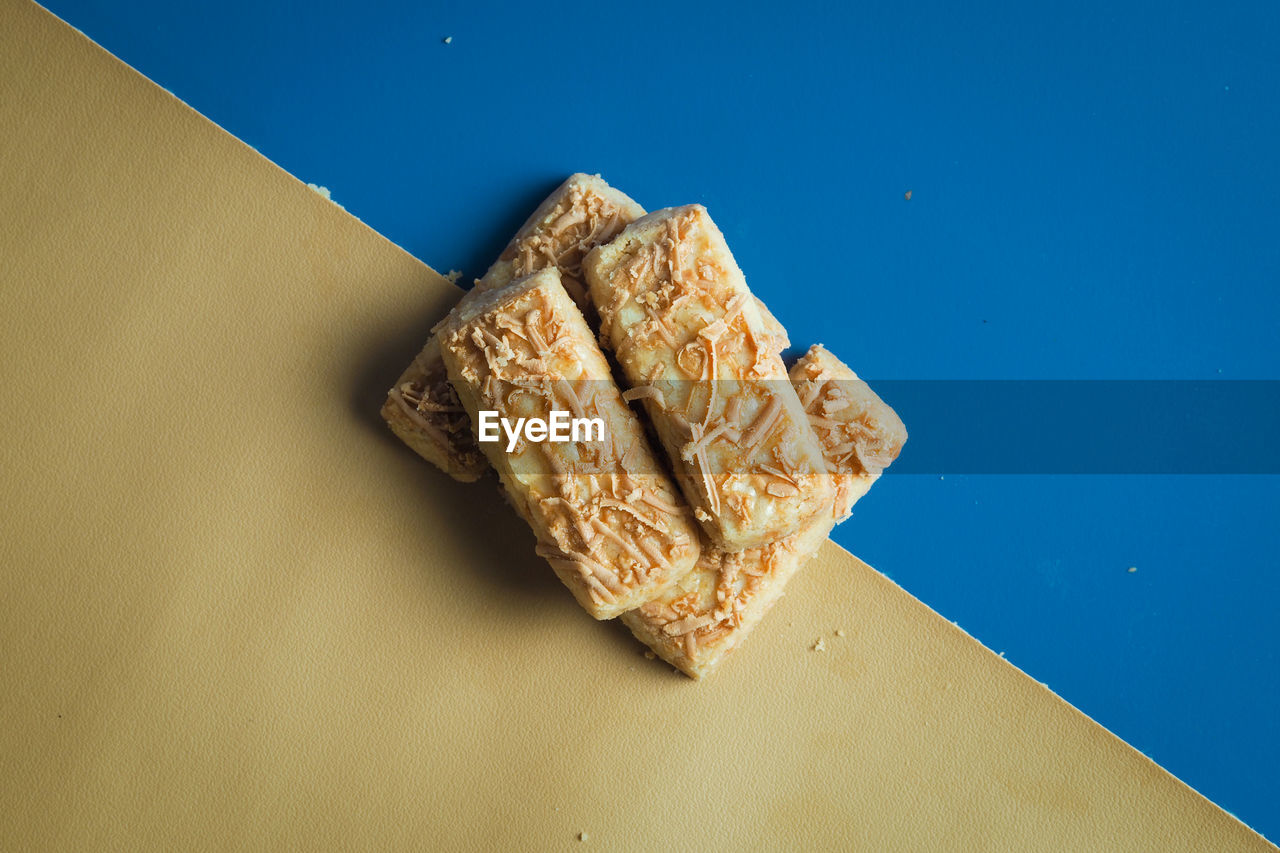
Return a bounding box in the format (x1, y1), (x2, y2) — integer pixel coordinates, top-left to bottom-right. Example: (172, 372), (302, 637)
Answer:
(41, 0), (1278, 838)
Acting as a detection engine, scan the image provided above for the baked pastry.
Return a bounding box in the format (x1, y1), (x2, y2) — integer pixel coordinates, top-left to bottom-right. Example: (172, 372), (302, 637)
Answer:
(438, 268), (701, 619)
(621, 519), (832, 679)
(383, 336), (487, 481)
(473, 173), (645, 308)
(584, 204), (832, 551)
(382, 179), (795, 483)
(622, 344), (906, 678)
(381, 174), (645, 482)
(790, 344), (908, 522)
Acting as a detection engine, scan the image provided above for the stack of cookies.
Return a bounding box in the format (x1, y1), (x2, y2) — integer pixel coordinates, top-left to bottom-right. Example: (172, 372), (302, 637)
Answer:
(382, 175), (906, 678)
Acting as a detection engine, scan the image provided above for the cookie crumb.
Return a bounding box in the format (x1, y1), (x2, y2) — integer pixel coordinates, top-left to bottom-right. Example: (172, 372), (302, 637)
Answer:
(1128, 566), (1137, 573)
(443, 36), (453, 44)
(305, 183), (345, 210)
(577, 831), (588, 841)
(812, 638), (827, 652)
(643, 650), (656, 660)
(904, 190), (912, 201)
(835, 629), (845, 638)
(445, 269), (462, 284)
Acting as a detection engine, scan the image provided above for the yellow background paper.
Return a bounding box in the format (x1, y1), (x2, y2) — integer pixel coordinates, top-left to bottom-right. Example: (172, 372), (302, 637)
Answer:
(0, 2), (1270, 849)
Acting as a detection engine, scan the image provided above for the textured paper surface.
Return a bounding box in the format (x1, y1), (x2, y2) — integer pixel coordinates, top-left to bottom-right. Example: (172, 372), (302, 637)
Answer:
(0, 2), (1271, 849)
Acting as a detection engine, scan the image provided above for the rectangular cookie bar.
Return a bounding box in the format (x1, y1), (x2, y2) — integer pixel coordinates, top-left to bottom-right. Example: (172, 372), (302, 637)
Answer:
(583, 204), (832, 551)
(383, 335), (488, 482)
(622, 345), (906, 678)
(622, 518), (834, 680)
(474, 172), (646, 308)
(381, 174), (645, 482)
(790, 344), (908, 522)
(438, 267), (702, 619)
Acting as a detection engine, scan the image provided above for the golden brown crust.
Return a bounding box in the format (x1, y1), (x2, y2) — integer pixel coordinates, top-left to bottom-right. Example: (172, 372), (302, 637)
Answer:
(439, 268), (701, 619)
(473, 173), (645, 310)
(624, 345), (907, 679)
(381, 336), (488, 482)
(383, 174), (645, 483)
(790, 344), (908, 522)
(621, 519), (832, 679)
(584, 204), (832, 552)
